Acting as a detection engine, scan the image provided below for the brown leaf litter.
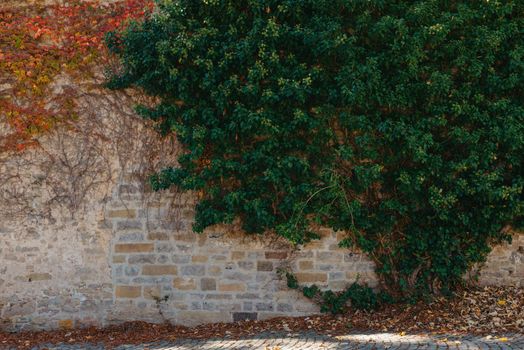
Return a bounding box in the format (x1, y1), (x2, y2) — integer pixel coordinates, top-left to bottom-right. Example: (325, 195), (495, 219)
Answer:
(0, 286), (522, 349)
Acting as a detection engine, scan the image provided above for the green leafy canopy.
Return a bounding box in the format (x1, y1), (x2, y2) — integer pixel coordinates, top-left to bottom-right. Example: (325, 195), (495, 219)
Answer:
(107, 0), (524, 297)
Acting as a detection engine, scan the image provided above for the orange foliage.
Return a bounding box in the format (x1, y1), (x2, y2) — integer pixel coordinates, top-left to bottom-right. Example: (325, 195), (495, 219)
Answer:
(0, 0), (153, 152)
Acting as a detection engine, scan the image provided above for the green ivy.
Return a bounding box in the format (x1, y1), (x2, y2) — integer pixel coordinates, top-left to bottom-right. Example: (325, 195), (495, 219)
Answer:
(107, 0), (524, 298)
(285, 272), (388, 313)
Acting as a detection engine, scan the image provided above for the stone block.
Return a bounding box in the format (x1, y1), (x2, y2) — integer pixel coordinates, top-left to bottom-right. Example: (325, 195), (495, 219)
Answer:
(143, 286), (162, 300)
(238, 261), (254, 270)
(208, 266), (222, 276)
(112, 255), (126, 263)
(344, 252), (361, 262)
(177, 243), (194, 253)
(295, 272), (327, 284)
(107, 209), (136, 219)
(176, 311), (230, 326)
(115, 286), (141, 298)
(181, 265), (205, 276)
(157, 255), (169, 264)
(277, 303), (293, 312)
(218, 283), (246, 292)
(27, 273), (52, 281)
(223, 271), (253, 282)
(328, 272), (344, 280)
(117, 233), (144, 242)
(132, 276), (171, 284)
(255, 302), (274, 311)
(172, 255), (191, 264)
(265, 251), (287, 259)
(201, 278), (216, 291)
(115, 244), (154, 253)
(202, 301), (215, 311)
(116, 220), (143, 231)
(147, 232), (170, 241)
(248, 252), (264, 260)
(236, 293), (259, 299)
(205, 294), (233, 300)
(125, 266), (140, 276)
(231, 251), (246, 260)
(298, 260), (314, 270)
(318, 264), (333, 271)
(191, 301), (202, 310)
(173, 233), (196, 242)
(192, 255), (208, 263)
(173, 277), (197, 290)
(303, 240), (323, 249)
(58, 319), (74, 329)
(142, 265), (178, 275)
(257, 261), (273, 272)
(232, 312), (257, 322)
(156, 243), (175, 253)
(295, 251), (314, 258)
(128, 254), (156, 264)
(317, 251), (343, 262)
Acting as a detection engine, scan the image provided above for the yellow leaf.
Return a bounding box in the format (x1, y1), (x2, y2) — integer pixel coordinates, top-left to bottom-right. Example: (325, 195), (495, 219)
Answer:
(399, 331), (406, 336)
(497, 299), (506, 306)
(499, 337), (509, 342)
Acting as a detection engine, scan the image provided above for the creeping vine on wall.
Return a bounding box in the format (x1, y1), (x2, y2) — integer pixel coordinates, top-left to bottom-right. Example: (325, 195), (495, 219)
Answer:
(0, 0), (152, 153)
(108, 1), (524, 298)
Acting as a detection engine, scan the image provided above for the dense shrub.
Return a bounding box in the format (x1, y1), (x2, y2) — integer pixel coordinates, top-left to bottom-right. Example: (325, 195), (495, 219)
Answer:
(107, 1), (524, 297)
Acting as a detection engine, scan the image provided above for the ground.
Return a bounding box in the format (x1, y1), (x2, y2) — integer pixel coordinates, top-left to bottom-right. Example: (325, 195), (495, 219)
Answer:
(16, 332), (524, 350)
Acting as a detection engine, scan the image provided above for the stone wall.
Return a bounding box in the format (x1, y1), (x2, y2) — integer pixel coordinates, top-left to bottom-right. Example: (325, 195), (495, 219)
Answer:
(0, 65), (522, 333)
(478, 233), (524, 287)
(0, 75), (379, 330)
(104, 180), (378, 327)
(1, 140), (522, 332)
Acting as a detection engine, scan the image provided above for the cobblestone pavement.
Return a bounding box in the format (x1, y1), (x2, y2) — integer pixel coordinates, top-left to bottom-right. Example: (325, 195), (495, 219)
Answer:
(27, 331), (524, 350)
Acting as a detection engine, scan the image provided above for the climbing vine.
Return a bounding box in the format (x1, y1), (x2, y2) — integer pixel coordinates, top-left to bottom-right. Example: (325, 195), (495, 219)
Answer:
(284, 271), (392, 314)
(0, 0), (152, 152)
(108, 1), (523, 299)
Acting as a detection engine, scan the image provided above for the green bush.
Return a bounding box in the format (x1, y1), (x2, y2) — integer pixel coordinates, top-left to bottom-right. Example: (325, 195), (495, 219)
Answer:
(107, 1), (523, 298)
